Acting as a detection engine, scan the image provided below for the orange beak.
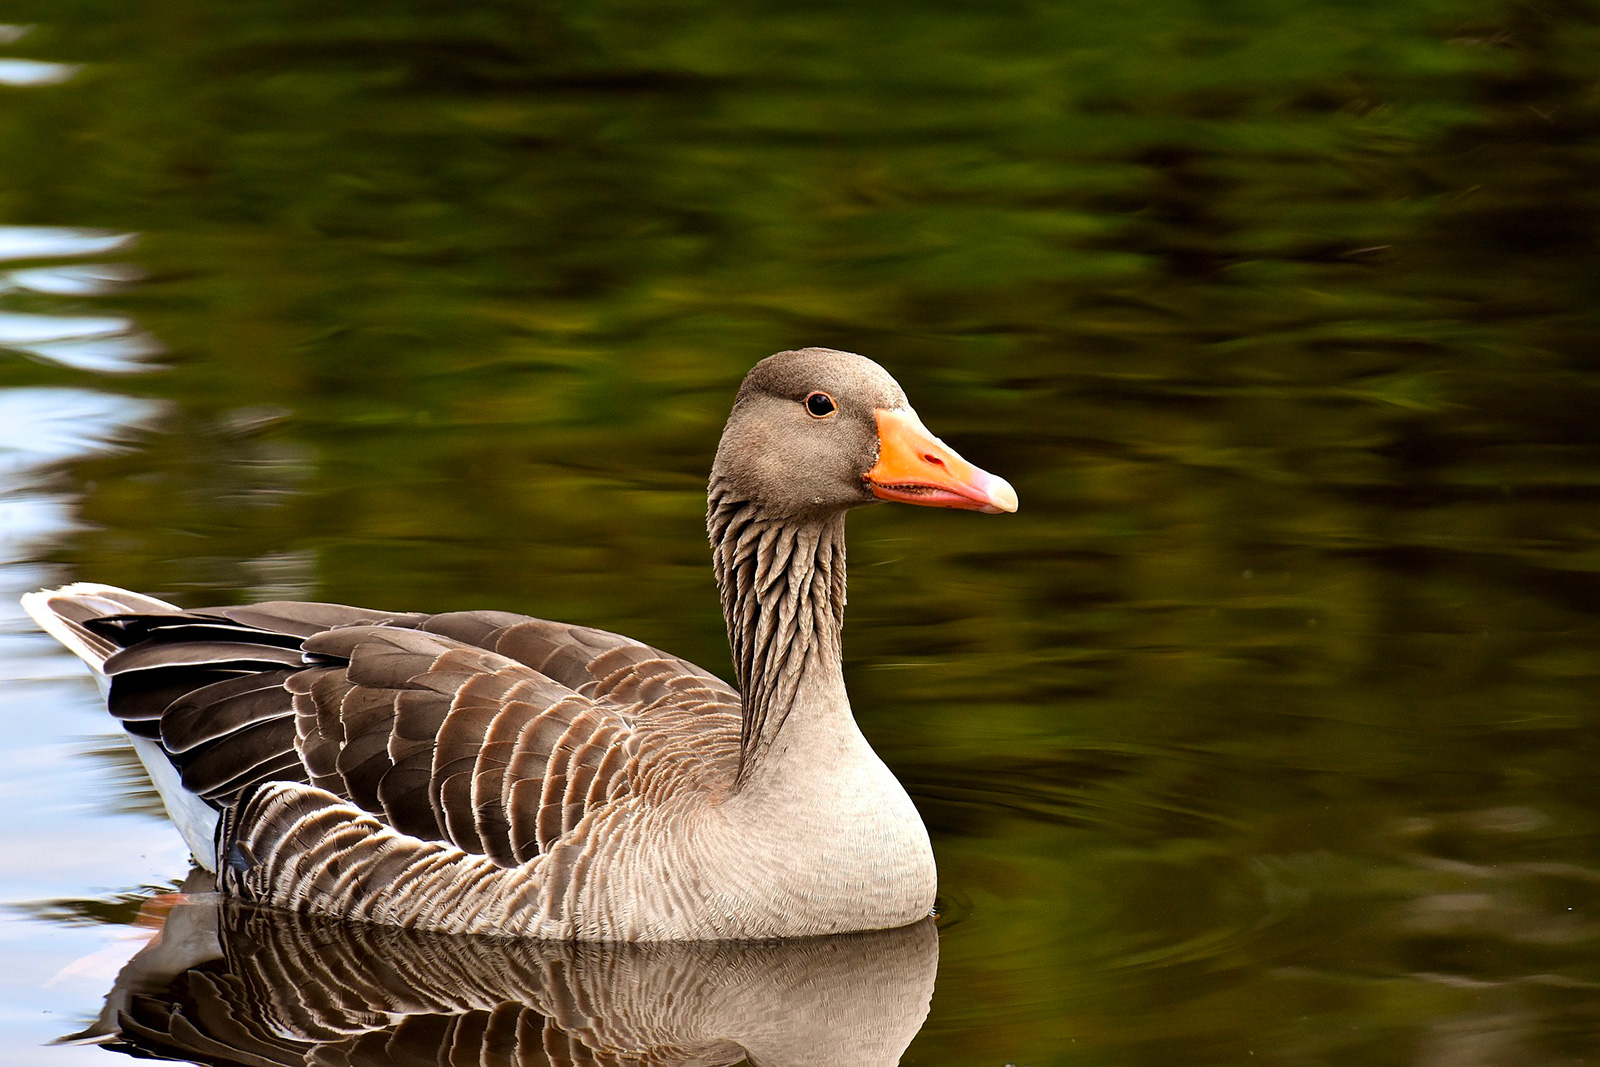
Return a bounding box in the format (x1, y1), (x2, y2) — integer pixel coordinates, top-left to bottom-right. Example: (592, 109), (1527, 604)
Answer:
(864, 408), (1018, 514)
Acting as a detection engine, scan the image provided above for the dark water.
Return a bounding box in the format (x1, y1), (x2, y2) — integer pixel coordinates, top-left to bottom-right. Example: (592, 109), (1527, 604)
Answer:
(2, 0), (1599, 1063)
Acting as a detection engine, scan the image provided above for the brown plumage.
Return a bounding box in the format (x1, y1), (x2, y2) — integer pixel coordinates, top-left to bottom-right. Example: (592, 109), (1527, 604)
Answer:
(25, 348), (1016, 939)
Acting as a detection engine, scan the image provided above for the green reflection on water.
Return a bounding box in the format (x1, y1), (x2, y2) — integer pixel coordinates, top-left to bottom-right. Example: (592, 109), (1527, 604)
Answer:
(3, 0), (1599, 1062)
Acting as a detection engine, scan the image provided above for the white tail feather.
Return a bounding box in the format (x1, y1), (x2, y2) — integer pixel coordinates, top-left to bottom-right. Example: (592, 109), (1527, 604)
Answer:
(22, 582), (182, 673)
(23, 583), (220, 870)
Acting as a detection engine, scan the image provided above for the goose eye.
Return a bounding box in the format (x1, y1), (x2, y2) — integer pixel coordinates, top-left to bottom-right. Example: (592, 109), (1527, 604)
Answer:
(804, 391), (837, 418)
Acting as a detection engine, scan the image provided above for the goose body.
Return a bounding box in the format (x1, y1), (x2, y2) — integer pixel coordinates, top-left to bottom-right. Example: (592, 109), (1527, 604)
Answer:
(25, 348), (1016, 940)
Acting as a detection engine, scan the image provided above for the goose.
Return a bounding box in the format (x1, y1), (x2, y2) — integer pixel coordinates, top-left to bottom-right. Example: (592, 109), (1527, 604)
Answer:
(25, 347), (1017, 940)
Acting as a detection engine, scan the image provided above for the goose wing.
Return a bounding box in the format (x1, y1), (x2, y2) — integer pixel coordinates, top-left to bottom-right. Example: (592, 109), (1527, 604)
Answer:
(40, 589), (741, 869)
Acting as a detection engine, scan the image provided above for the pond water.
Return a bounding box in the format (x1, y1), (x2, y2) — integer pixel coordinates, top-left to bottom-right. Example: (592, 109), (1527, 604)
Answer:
(1, 1), (1599, 1064)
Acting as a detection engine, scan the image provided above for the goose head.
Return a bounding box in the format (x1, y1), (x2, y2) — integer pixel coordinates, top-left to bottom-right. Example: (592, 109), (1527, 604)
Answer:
(712, 347), (1018, 519)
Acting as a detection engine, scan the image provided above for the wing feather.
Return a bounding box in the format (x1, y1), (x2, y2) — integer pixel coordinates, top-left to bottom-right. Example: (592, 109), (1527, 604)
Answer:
(161, 674), (296, 754)
(469, 699), (543, 867)
(30, 587), (743, 873)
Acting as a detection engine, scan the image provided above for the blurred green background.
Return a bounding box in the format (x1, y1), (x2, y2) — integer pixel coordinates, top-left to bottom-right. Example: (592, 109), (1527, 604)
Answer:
(2, 0), (1599, 1063)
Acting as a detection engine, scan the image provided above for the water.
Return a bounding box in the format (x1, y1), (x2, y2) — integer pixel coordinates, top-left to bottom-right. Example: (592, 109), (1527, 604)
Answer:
(1, 1), (1598, 1063)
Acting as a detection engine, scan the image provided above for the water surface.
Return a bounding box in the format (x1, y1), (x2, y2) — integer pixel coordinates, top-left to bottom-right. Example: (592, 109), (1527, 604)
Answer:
(1, 2), (1598, 1064)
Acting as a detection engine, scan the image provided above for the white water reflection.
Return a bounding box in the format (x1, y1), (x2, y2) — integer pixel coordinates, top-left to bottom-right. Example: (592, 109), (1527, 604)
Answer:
(0, 312), (138, 343)
(4, 265), (142, 297)
(0, 228), (156, 371)
(0, 386), (178, 1067)
(0, 388), (161, 468)
(0, 228), (134, 262)
(0, 313), (161, 373)
(0, 203), (178, 1065)
(0, 26), (79, 87)
(0, 59), (79, 87)
(0, 388), (163, 662)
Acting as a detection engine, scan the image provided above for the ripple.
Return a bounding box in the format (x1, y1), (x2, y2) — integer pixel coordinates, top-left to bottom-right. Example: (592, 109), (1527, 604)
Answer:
(4, 264), (142, 296)
(0, 227), (134, 262)
(0, 59), (79, 87)
(0, 311), (135, 344)
(0, 25), (81, 87)
(0, 388), (162, 466)
(0, 228), (156, 372)
(0, 312), (162, 372)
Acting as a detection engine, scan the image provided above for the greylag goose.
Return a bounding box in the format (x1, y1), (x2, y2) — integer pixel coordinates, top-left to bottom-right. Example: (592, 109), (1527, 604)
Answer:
(76, 872), (937, 1066)
(25, 347), (1016, 940)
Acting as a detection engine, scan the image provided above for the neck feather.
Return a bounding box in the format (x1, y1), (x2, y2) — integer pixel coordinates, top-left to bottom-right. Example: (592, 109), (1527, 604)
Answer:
(707, 480), (847, 782)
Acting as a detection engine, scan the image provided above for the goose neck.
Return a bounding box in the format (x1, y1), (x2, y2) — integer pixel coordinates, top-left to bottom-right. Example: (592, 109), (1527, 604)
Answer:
(707, 484), (848, 781)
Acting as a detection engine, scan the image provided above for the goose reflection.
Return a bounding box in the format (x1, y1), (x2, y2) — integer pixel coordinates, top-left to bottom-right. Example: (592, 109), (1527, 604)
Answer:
(76, 881), (939, 1067)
